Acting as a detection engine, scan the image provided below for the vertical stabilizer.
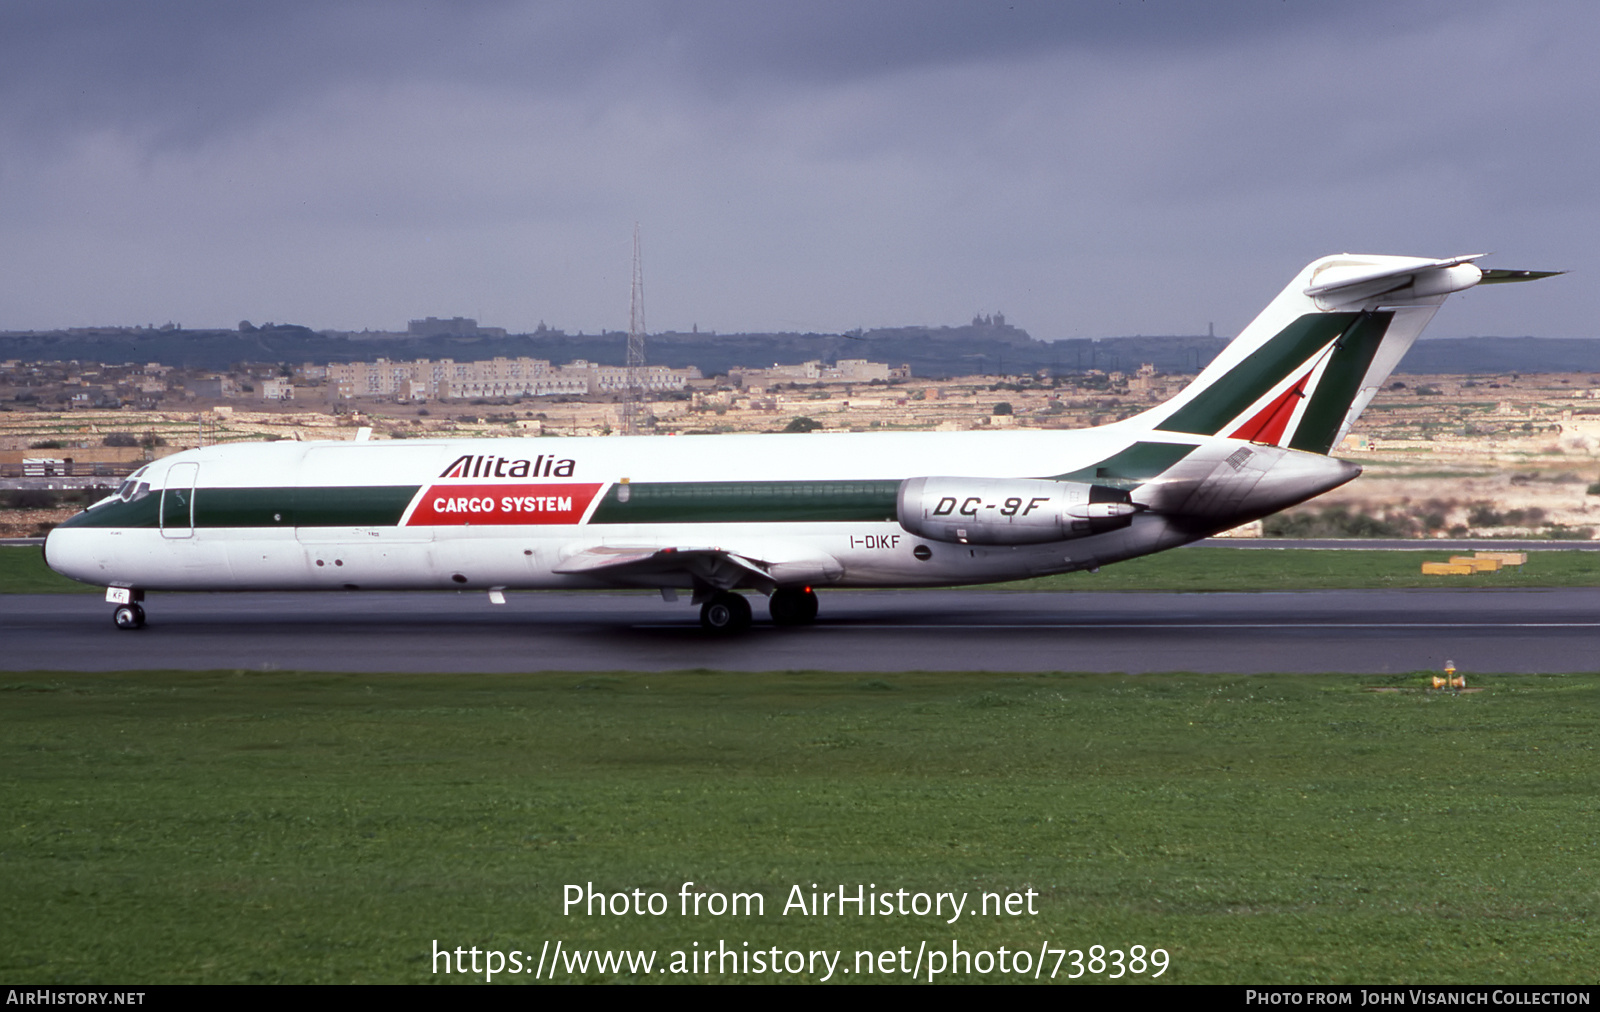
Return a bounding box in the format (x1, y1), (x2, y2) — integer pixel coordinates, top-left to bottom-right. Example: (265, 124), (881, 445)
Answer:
(1122, 254), (1537, 454)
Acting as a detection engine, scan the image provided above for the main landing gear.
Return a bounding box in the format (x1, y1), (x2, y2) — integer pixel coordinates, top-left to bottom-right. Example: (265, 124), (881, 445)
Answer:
(112, 603), (146, 630)
(697, 587), (820, 634)
(768, 586), (819, 627)
(700, 591), (753, 633)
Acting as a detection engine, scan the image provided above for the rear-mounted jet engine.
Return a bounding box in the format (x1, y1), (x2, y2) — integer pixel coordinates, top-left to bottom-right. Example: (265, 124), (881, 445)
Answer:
(896, 477), (1138, 545)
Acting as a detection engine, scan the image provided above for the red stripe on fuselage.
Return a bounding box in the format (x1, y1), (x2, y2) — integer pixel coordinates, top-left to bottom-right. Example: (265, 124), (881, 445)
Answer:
(407, 483), (602, 526)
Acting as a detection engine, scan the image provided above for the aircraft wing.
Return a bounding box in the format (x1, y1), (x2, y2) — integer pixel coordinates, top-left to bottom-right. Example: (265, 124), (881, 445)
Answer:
(553, 543), (842, 595)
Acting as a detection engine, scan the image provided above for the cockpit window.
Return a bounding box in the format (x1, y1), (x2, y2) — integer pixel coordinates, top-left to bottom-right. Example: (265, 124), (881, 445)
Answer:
(113, 476), (152, 502)
(86, 467), (153, 511)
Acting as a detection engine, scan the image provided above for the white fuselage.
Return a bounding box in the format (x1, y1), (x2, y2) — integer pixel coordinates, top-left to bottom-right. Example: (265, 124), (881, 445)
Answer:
(44, 425), (1262, 595)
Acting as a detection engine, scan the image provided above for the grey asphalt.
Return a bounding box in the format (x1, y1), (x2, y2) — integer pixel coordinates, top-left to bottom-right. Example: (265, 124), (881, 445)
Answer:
(10, 537), (1598, 550)
(4, 587), (1598, 675)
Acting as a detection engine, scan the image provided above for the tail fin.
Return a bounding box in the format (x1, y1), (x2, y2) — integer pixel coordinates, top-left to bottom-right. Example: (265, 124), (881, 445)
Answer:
(1127, 254), (1561, 454)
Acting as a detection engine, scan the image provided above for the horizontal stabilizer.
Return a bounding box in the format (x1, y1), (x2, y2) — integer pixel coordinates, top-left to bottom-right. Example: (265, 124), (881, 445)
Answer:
(1302, 254), (1486, 300)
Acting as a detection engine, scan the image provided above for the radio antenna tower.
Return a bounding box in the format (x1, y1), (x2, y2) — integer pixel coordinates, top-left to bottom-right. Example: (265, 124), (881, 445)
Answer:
(623, 223), (646, 435)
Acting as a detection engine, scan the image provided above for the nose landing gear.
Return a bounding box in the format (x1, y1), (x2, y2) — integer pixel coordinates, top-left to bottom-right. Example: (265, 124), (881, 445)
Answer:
(108, 587), (146, 630)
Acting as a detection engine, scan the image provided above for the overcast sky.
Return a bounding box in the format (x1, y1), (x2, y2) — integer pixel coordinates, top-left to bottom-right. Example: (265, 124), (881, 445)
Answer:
(0, 0), (1594, 340)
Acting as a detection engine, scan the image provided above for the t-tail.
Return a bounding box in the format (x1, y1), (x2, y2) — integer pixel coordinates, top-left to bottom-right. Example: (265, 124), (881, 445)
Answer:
(1127, 254), (1561, 452)
(1064, 254), (1566, 543)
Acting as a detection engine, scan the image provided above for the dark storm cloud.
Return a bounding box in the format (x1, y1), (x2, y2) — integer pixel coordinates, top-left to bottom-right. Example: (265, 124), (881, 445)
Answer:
(0, 0), (1426, 145)
(0, 0), (518, 147)
(0, 1), (1593, 337)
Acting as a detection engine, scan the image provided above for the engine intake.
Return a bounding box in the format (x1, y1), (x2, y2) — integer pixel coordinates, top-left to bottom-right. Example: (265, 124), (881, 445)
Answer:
(896, 477), (1136, 545)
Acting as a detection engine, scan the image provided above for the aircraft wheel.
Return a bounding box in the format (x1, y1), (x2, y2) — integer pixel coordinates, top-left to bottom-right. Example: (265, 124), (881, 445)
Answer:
(770, 587), (819, 626)
(700, 592), (752, 634)
(113, 603), (145, 631)
(800, 588), (819, 622)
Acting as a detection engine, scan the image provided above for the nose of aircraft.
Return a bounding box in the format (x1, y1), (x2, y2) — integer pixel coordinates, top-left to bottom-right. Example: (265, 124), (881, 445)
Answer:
(41, 526), (102, 587)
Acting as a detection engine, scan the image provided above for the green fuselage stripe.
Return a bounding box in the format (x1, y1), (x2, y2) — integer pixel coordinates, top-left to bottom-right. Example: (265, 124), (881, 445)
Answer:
(58, 486), (422, 530)
(59, 481), (907, 529)
(588, 481), (902, 524)
(1051, 441), (1196, 487)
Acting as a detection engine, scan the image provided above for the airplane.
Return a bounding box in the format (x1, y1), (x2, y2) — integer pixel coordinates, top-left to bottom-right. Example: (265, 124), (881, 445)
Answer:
(43, 253), (1560, 633)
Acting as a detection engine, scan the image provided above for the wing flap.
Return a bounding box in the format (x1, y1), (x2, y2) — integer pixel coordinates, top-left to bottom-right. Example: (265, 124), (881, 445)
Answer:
(553, 543), (842, 593)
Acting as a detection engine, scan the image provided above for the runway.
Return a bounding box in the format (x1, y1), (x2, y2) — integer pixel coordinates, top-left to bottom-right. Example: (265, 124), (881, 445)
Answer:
(4, 587), (1598, 674)
(11, 536), (1600, 550)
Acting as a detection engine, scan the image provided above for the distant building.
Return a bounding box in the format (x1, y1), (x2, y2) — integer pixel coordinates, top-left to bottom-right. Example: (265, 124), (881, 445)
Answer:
(186, 376), (236, 399)
(325, 356), (700, 401)
(260, 378), (295, 401)
(729, 359), (904, 387)
(23, 458), (68, 477)
(406, 316), (509, 339)
(565, 359), (703, 395)
(830, 359), (891, 382)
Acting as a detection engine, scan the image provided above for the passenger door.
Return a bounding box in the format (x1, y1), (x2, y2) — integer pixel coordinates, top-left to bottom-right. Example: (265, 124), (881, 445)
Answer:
(160, 462), (199, 539)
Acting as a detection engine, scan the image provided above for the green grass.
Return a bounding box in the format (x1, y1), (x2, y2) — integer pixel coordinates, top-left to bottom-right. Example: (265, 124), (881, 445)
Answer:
(2, 669), (1595, 983)
(0, 545), (96, 593)
(1000, 546), (1600, 592)
(9, 544), (1600, 596)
